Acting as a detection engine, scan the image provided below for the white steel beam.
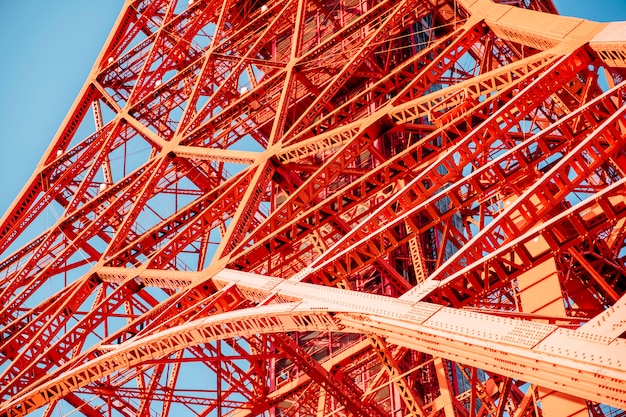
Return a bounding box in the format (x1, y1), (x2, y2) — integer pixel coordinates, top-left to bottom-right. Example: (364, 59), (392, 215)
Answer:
(4, 268), (624, 416)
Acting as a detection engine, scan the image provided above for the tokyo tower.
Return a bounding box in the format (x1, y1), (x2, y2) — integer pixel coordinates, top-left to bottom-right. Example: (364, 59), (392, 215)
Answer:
(2, 0), (626, 415)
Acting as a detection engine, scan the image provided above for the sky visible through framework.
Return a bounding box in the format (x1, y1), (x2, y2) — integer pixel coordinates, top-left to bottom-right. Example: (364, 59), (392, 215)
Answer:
(0, 0), (624, 216)
(0, 1), (623, 416)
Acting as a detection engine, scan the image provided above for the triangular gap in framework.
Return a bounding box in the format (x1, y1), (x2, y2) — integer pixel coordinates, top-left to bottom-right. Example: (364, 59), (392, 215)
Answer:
(125, 3), (221, 107)
(131, 10), (225, 140)
(178, 51), (285, 139)
(97, 1), (169, 109)
(101, 162), (254, 271)
(181, 1), (298, 137)
(0, 121), (132, 261)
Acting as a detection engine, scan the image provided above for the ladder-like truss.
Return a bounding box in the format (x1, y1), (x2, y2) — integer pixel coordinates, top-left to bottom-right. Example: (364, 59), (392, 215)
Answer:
(1, 0), (625, 416)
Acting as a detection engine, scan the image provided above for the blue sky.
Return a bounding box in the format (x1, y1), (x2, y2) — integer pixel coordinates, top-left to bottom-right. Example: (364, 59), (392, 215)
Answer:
(0, 1), (123, 214)
(555, 0), (626, 22)
(0, 0), (625, 215)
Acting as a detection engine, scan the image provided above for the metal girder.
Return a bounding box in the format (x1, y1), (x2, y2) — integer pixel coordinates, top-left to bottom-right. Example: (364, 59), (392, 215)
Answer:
(367, 334), (427, 416)
(2, 268), (625, 416)
(2, 0), (626, 416)
(272, 334), (388, 417)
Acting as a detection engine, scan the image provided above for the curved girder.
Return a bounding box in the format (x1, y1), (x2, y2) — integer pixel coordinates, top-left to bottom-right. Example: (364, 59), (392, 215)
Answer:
(3, 269), (625, 416)
(2, 0), (626, 416)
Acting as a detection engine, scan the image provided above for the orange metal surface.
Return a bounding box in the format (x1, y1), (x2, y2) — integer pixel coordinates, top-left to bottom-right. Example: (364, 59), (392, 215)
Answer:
(0, 0), (625, 416)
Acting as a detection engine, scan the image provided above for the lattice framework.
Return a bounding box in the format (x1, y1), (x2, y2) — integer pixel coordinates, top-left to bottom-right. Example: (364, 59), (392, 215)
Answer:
(1, 0), (626, 416)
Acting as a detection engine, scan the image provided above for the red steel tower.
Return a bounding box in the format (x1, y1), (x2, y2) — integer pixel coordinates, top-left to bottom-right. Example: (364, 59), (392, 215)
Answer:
(1, 0), (625, 416)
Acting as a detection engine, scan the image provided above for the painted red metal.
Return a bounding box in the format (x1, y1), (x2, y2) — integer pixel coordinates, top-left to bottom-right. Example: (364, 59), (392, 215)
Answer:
(1, 0), (625, 416)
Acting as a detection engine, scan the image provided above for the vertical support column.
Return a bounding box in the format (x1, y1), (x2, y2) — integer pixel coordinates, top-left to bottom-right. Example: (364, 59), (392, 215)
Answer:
(407, 234), (428, 284)
(92, 100), (113, 185)
(367, 335), (426, 416)
(517, 239), (588, 416)
(433, 358), (461, 417)
(316, 388), (327, 417)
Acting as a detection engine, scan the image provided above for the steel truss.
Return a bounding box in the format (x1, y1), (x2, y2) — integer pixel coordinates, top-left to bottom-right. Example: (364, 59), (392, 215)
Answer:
(0, 0), (625, 416)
